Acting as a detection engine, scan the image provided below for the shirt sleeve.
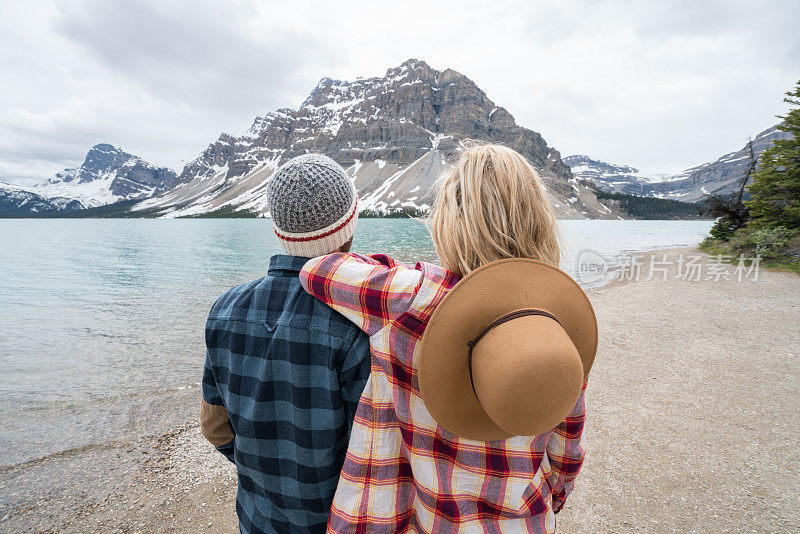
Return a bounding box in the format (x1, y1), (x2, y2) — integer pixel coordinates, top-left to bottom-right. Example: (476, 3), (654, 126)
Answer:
(546, 380), (587, 513)
(338, 332), (372, 431)
(299, 253), (423, 336)
(201, 340), (235, 463)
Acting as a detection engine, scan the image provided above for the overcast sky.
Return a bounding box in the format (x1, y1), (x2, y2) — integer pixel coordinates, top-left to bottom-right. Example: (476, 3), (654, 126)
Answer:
(1, 0), (798, 186)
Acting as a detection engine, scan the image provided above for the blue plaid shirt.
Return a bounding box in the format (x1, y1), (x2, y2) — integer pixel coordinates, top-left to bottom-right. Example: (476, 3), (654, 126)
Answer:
(202, 255), (371, 534)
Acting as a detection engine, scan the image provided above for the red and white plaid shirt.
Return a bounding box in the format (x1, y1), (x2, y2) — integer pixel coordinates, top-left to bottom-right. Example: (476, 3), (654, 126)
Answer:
(300, 253), (587, 533)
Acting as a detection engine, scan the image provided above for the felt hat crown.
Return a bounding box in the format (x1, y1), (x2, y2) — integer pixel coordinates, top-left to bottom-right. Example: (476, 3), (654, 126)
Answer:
(418, 258), (598, 441)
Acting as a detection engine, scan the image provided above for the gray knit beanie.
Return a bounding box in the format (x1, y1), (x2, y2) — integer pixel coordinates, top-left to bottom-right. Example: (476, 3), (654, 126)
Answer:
(267, 154), (358, 257)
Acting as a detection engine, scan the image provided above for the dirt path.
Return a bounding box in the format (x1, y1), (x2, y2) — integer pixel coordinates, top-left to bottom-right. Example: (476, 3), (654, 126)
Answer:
(2, 248), (797, 533)
(558, 248), (800, 533)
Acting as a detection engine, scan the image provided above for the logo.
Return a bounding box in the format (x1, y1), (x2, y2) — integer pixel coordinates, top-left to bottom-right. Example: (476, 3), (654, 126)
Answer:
(575, 250), (609, 286)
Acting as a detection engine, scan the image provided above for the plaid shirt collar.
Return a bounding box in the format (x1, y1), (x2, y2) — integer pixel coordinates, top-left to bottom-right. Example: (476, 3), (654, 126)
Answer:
(267, 254), (310, 277)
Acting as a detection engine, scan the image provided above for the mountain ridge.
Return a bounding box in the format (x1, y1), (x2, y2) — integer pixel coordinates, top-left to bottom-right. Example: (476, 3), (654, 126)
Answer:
(3, 144), (182, 214)
(567, 123), (792, 202)
(5, 59), (785, 219)
(135, 58), (612, 219)
(0, 180), (83, 216)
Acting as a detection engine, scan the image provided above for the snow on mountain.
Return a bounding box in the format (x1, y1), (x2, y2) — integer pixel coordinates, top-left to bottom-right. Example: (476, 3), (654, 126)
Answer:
(659, 124), (792, 202)
(563, 155), (639, 178)
(350, 150), (446, 213)
(566, 123), (792, 203)
(134, 59), (614, 219)
(32, 144), (180, 209)
(563, 155), (654, 196)
(0, 181), (82, 216)
(5, 62), (790, 218)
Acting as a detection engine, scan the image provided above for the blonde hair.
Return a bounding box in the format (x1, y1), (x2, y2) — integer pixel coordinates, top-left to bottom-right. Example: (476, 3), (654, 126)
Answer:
(428, 144), (562, 277)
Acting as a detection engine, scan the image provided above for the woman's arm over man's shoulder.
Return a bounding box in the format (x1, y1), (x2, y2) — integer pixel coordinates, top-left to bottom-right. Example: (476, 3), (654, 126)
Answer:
(299, 253), (423, 336)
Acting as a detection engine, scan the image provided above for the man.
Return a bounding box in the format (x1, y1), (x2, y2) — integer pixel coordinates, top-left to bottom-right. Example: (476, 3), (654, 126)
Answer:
(200, 154), (370, 534)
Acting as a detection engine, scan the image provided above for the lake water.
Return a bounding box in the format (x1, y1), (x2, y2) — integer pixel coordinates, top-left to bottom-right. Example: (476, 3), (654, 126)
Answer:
(0, 218), (713, 466)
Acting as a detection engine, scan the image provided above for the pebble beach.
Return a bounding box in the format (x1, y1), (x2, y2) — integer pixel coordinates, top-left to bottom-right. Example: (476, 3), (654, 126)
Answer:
(1, 247), (798, 533)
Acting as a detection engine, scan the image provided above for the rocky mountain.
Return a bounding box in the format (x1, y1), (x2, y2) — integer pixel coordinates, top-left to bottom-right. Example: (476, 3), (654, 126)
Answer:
(563, 155), (653, 194)
(31, 144), (180, 209)
(0, 181), (82, 216)
(134, 59), (614, 219)
(656, 124), (792, 202)
(567, 123), (792, 202)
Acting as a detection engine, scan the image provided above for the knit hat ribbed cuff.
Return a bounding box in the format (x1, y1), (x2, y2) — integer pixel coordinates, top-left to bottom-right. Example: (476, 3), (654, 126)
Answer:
(273, 198), (358, 257)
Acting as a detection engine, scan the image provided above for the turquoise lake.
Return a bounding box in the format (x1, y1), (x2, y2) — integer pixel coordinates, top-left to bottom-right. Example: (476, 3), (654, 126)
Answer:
(0, 218), (713, 465)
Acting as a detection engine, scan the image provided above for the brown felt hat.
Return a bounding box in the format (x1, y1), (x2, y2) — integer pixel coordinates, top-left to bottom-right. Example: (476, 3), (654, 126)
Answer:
(418, 258), (598, 441)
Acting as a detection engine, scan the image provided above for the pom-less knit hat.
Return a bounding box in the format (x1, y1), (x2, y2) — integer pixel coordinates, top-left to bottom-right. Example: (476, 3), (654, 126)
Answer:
(267, 154), (358, 257)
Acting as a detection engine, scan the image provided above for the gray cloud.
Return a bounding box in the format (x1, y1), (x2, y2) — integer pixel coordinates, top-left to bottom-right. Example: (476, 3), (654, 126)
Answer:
(0, 0), (338, 184)
(1, 0), (798, 186)
(496, 0), (800, 174)
(52, 0), (332, 113)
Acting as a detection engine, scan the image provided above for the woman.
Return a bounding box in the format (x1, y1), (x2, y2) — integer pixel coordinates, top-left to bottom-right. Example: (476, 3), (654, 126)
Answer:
(299, 144), (594, 532)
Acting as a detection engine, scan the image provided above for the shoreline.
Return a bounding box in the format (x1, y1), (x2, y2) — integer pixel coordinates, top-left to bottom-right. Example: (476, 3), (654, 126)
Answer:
(2, 245), (798, 532)
(0, 244), (683, 469)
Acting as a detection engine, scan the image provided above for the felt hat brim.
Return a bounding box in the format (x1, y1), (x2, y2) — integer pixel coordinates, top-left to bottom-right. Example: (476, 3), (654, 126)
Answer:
(418, 258), (598, 441)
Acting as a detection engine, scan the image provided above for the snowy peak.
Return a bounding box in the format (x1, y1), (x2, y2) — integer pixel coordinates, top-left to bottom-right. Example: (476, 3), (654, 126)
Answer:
(383, 58), (441, 86)
(564, 155), (640, 179)
(566, 122), (793, 202)
(181, 58), (565, 184)
(78, 144), (129, 181)
(32, 144), (180, 209)
(565, 155), (655, 197)
(0, 180), (82, 216)
(39, 144), (127, 187)
(683, 123), (789, 174)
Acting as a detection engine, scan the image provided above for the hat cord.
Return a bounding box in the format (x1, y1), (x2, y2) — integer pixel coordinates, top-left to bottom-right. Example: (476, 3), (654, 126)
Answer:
(467, 309), (562, 398)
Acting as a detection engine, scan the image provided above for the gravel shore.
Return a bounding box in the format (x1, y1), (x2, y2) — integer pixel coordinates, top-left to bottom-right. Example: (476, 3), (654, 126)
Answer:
(1, 247), (797, 533)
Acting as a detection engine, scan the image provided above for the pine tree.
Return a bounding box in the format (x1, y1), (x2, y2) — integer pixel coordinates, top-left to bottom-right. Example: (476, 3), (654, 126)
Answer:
(745, 81), (800, 230)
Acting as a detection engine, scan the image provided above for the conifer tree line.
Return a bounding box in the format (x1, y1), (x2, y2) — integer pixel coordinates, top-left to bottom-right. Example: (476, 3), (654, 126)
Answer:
(701, 81), (800, 272)
(747, 83), (800, 230)
(595, 191), (701, 219)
